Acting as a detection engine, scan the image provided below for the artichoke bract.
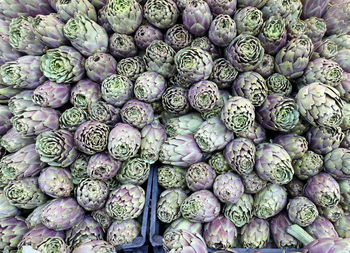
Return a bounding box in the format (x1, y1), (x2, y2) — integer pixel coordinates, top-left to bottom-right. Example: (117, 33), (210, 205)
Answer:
(38, 167), (73, 198)
(40, 46), (85, 84)
(183, 0), (212, 36)
(134, 24), (164, 50)
(140, 120), (167, 164)
(76, 178), (109, 211)
(105, 184), (145, 221)
(121, 99), (154, 129)
(74, 121), (109, 155)
(159, 134), (204, 167)
(213, 173), (244, 204)
(87, 152), (121, 181)
(32, 81), (70, 109)
(107, 219), (140, 247)
(56, 0), (97, 22)
(108, 123), (141, 161)
(221, 96), (255, 133)
(158, 165), (186, 189)
(305, 173), (340, 208)
(209, 58), (238, 89)
(203, 215), (237, 250)
(163, 113), (202, 138)
(162, 87), (190, 115)
(186, 162), (216, 191)
(109, 33), (137, 60)
(106, 0), (142, 34)
(41, 198), (84, 231)
(324, 148), (350, 180)
(270, 212), (300, 248)
(255, 143), (294, 185)
(234, 6), (263, 36)
(287, 196), (319, 227)
(306, 216), (339, 239)
(273, 133), (308, 160)
(241, 172), (267, 194)
(117, 157), (150, 185)
(306, 126), (344, 155)
(157, 188), (187, 223)
(134, 71), (166, 103)
(225, 34), (264, 72)
(72, 240), (116, 253)
(0, 216), (28, 251)
(163, 229), (207, 253)
(188, 80), (219, 113)
(101, 74), (133, 107)
(85, 53), (117, 84)
(254, 184), (288, 219)
(209, 14), (236, 47)
(241, 217), (269, 249)
(293, 150), (324, 180)
(275, 35), (314, 79)
(181, 190), (221, 223)
(59, 107), (88, 132)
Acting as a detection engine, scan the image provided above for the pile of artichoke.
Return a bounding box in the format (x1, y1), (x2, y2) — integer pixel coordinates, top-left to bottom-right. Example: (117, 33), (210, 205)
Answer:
(0, 0), (349, 252)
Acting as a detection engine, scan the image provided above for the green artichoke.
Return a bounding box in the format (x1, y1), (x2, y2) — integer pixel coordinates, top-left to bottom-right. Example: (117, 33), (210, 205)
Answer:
(158, 165), (187, 190)
(117, 157), (150, 185)
(157, 189), (187, 223)
(241, 217), (270, 249)
(287, 196), (319, 227)
(293, 150), (324, 180)
(234, 6), (263, 36)
(56, 0), (97, 22)
(208, 151), (231, 175)
(144, 0), (179, 29)
(70, 153), (89, 185)
(107, 219), (140, 247)
(76, 179), (109, 211)
(116, 56), (145, 82)
(101, 74), (133, 107)
(209, 58), (238, 89)
(164, 113), (203, 138)
(185, 162), (216, 191)
(0, 216), (28, 251)
(266, 73), (292, 96)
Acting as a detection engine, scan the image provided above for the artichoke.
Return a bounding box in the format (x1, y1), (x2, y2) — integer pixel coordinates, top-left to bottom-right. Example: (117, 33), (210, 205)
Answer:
(225, 34), (264, 72)
(59, 107), (88, 132)
(334, 49), (350, 73)
(236, 121), (266, 145)
(70, 80), (101, 109)
(337, 71), (350, 103)
(74, 121), (109, 155)
(162, 87), (190, 115)
(0, 193), (20, 219)
(209, 58), (238, 89)
(91, 208), (113, 232)
(323, 2), (350, 36)
(70, 153), (89, 185)
(158, 165), (186, 189)
(164, 113), (203, 138)
(304, 173), (340, 208)
(121, 99), (154, 129)
(306, 126), (344, 155)
(273, 133), (308, 160)
(302, 0), (329, 19)
(116, 56), (145, 81)
(287, 196), (319, 227)
(298, 237), (350, 253)
(304, 17), (327, 43)
(85, 53), (117, 83)
(105, 184), (145, 221)
(180, 190), (221, 223)
(286, 18), (307, 39)
(107, 219), (140, 247)
(306, 216), (339, 239)
(72, 240), (116, 253)
(208, 151), (230, 175)
(40, 46), (85, 83)
(101, 74), (133, 107)
(0, 216), (28, 251)
(76, 179), (109, 211)
(234, 6), (263, 36)
(7, 90), (35, 116)
(241, 217), (269, 249)
(134, 24), (163, 50)
(32, 81), (70, 109)
(324, 148), (350, 180)
(157, 189), (187, 223)
(254, 53), (275, 78)
(320, 205), (344, 223)
(312, 39), (339, 60)
(183, 0), (212, 36)
(56, 0), (97, 22)
(109, 33), (137, 60)
(339, 179), (350, 213)
(254, 184), (288, 219)
(117, 157), (150, 185)
(166, 218), (202, 235)
(144, 0), (179, 29)
(223, 193), (253, 228)
(185, 162), (216, 191)
(205, 0), (237, 15)
(293, 150), (324, 180)
(38, 167), (73, 198)
(241, 172), (267, 194)
(188, 80), (219, 113)
(201, 90), (231, 120)
(165, 24), (193, 51)
(209, 14), (237, 47)
(134, 71), (166, 103)
(191, 36), (221, 60)
(270, 212), (300, 248)
(213, 173), (244, 204)
(88, 101), (120, 127)
(163, 229), (207, 253)
(334, 214), (350, 238)
(106, 0), (142, 34)
(108, 123), (141, 161)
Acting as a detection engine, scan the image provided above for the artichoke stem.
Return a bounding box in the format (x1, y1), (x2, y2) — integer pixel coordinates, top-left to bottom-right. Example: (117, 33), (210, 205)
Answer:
(287, 224), (315, 246)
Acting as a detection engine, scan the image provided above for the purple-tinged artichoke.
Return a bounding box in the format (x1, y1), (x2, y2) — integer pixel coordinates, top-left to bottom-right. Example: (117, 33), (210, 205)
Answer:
(163, 229), (207, 253)
(208, 151), (230, 175)
(236, 121), (266, 145)
(32, 81), (70, 108)
(38, 167), (73, 198)
(140, 120), (167, 164)
(225, 34), (264, 72)
(0, 216), (28, 251)
(143, 40), (176, 78)
(209, 58), (238, 89)
(11, 106), (59, 137)
(166, 218), (203, 235)
(134, 71), (166, 103)
(334, 49), (350, 73)
(255, 143), (294, 185)
(224, 138), (256, 175)
(1, 55), (46, 89)
(258, 15), (287, 55)
(158, 165), (186, 189)
(286, 18), (306, 39)
(144, 0), (179, 29)
(254, 54), (275, 78)
(223, 193), (254, 228)
(101, 74), (133, 107)
(232, 71), (268, 107)
(40, 46), (85, 84)
(323, 2), (350, 36)
(91, 208), (113, 233)
(201, 90), (230, 120)
(105, 184), (145, 221)
(306, 126), (344, 155)
(117, 157), (150, 185)
(191, 36), (221, 60)
(4, 177), (47, 209)
(7, 90), (35, 116)
(0, 29), (21, 66)
(324, 148), (350, 180)
(71, 79), (101, 109)
(41, 198), (84, 231)
(205, 0), (237, 16)
(1, 127), (34, 153)
(213, 173), (244, 204)
(273, 133), (308, 160)
(334, 214), (350, 238)
(162, 86), (190, 115)
(165, 24), (193, 51)
(286, 178), (304, 197)
(241, 217), (269, 249)
(107, 219), (140, 247)
(109, 33), (137, 60)
(87, 152), (121, 181)
(241, 172), (267, 194)
(306, 216), (338, 239)
(237, 0), (266, 8)
(302, 0), (329, 18)
(254, 184), (288, 219)
(116, 56), (145, 81)
(70, 153), (89, 185)
(85, 53), (117, 84)
(72, 240), (116, 253)
(74, 121), (109, 155)
(293, 150), (323, 180)
(66, 216), (104, 249)
(336, 72), (350, 103)
(121, 99), (154, 129)
(0, 193), (20, 219)
(339, 179), (350, 213)
(186, 162), (216, 191)
(106, 0), (142, 34)
(275, 35), (314, 79)
(327, 33), (350, 50)
(134, 24), (163, 50)
(175, 47), (213, 83)
(36, 129), (78, 167)
(108, 123), (141, 161)
(271, 212), (301, 248)
(183, 0), (212, 36)
(287, 196), (319, 227)
(188, 80), (219, 113)
(59, 107), (88, 132)
(221, 96), (255, 133)
(0, 84), (22, 103)
(159, 134), (204, 167)
(266, 73), (292, 96)
(312, 39), (339, 60)
(209, 14), (237, 47)
(304, 17), (327, 43)
(0, 0), (53, 18)
(157, 189), (187, 223)
(88, 101), (120, 127)
(203, 215), (237, 250)
(9, 16), (46, 55)
(32, 13), (68, 48)
(76, 178), (108, 211)
(181, 189), (221, 222)
(305, 173), (340, 208)
(320, 205), (344, 223)
(296, 83), (344, 128)
(234, 6), (263, 36)
(56, 0), (97, 22)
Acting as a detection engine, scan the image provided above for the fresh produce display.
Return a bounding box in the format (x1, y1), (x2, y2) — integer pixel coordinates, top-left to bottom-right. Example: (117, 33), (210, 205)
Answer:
(0, 0), (349, 253)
